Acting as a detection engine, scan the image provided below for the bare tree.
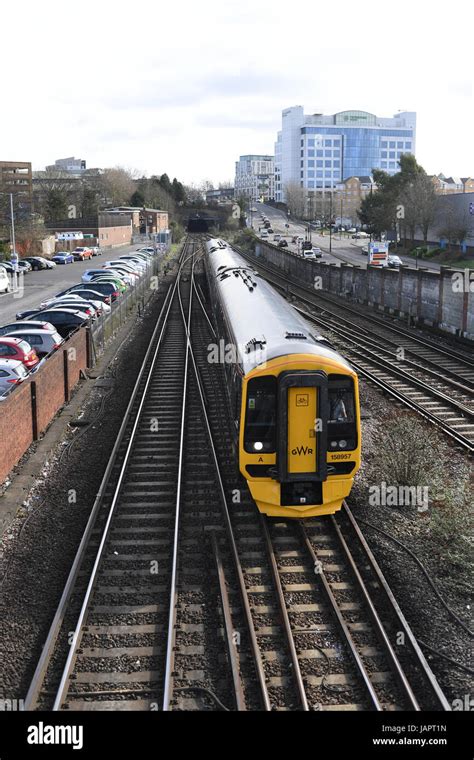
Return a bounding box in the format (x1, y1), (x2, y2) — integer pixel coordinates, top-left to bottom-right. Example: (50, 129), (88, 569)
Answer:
(439, 202), (470, 252)
(100, 167), (136, 206)
(284, 182), (306, 218)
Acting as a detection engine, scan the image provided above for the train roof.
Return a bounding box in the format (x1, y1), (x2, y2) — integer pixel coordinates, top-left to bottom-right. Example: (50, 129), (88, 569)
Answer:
(205, 239), (354, 375)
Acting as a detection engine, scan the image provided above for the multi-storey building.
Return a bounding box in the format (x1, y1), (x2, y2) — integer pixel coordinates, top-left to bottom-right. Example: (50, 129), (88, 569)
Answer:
(0, 160), (33, 224)
(334, 176), (376, 225)
(234, 155), (274, 202)
(431, 175), (474, 195)
(46, 157), (87, 174)
(274, 106), (416, 202)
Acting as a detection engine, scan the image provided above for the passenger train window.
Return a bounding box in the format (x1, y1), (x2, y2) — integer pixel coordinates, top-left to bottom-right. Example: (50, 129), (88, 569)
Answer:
(244, 376), (277, 453)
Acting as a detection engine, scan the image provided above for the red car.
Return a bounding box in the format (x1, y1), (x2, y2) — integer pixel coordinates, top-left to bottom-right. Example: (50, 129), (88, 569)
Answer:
(0, 337), (40, 369)
(72, 247), (93, 261)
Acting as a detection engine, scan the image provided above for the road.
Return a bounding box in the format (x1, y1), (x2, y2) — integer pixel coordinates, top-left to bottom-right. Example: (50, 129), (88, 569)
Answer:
(0, 243), (149, 326)
(250, 203), (447, 272)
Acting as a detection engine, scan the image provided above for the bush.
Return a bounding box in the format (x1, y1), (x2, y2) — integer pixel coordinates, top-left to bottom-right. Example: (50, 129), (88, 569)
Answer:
(429, 485), (473, 572)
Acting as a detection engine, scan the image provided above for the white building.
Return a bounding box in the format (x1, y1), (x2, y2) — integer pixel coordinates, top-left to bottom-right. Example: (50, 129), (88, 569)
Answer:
(46, 157), (87, 175)
(274, 106), (417, 202)
(234, 155), (274, 202)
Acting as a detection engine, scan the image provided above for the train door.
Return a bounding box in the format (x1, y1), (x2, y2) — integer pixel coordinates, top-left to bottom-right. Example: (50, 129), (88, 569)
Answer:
(277, 371), (328, 483)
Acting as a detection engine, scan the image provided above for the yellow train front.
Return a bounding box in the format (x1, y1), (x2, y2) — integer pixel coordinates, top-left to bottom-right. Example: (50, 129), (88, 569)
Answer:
(205, 239), (361, 518)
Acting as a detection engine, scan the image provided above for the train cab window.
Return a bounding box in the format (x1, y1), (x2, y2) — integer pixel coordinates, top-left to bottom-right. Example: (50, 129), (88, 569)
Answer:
(244, 376), (277, 453)
(327, 375), (357, 452)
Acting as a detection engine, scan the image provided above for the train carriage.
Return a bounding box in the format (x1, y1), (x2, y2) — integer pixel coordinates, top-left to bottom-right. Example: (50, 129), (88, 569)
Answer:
(204, 239), (361, 517)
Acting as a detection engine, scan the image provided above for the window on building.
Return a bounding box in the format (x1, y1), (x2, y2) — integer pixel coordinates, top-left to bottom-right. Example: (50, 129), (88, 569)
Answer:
(325, 150), (332, 158)
(405, 142), (412, 150)
(389, 162), (396, 169)
(333, 139), (340, 147)
(308, 160), (315, 167)
(308, 180), (315, 188)
(397, 142), (403, 149)
(334, 161), (340, 168)
(308, 139), (315, 147)
(381, 151), (387, 159)
(308, 149), (315, 157)
(389, 151), (395, 159)
(389, 141), (396, 149)
(325, 160), (331, 167)
(316, 170), (323, 178)
(324, 139), (332, 146)
(316, 160), (323, 167)
(381, 161), (387, 169)
(308, 170), (315, 178)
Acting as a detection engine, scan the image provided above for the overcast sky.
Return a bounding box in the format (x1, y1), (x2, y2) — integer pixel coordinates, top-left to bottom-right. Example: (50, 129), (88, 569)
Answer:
(2, 0), (472, 185)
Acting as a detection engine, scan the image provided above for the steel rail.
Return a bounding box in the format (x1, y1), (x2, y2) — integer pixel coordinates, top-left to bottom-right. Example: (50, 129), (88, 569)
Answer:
(185, 273), (272, 710)
(298, 523), (383, 710)
(329, 516), (421, 710)
(341, 503), (451, 711)
(261, 516), (309, 710)
(24, 247), (185, 711)
(209, 531), (247, 711)
(162, 242), (196, 711)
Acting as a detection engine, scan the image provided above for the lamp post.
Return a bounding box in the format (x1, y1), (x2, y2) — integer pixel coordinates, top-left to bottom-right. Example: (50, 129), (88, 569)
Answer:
(329, 191), (333, 254)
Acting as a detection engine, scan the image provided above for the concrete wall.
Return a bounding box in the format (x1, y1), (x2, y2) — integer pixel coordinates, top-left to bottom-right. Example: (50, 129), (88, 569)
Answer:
(254, 241), (474, 341)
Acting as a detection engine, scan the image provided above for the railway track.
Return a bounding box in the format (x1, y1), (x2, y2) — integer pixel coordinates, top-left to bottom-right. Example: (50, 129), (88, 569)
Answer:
(23, 235), (451, 711)
(236, 248), (474, 454)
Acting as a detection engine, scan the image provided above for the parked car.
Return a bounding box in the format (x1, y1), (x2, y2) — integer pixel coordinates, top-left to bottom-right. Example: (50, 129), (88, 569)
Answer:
(361, 246), (369, 255)
(118, 255), (149, 270)
(0, 267), (10, 293)
(17, 260), (32, 273)
(42, 258), (57, 269)
(59, 288), (112, 306)
(90, 246), (101, 256)
(4, 329), (63, 357)
(0, 337), (39, 369)
(278, 240), (288, 248)
(31, 309), (90, 337)
(347, 228), (357, 234)
(388, 255), (403, 268)
(64, 283), (119, 302)
(103, 261), (142, 276)
(0, 359), (29, 397)
(137, 247), (155, 254)
(352, 231), (369, 239)
(39, 297), (101, 317)
(72, 247), (93, 261)
(52, 252), (75, 265)
(0, 261), (15, 274)
(273, 234), (281, 242)
(89, 275), (127, 293)
(0, 320), (56, 337)
(21, 256), (48, 271)
(82, 269), (114, 283)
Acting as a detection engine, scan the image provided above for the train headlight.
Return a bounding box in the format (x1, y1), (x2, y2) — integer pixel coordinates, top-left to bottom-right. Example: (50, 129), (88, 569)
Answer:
(339, 440), (347, 449)
(330, 441), (338, 448)
(254, 442), (264, 451)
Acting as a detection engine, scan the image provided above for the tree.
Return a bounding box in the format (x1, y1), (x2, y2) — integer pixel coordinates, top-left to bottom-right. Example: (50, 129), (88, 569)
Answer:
(439, 203), (470, 252)
(171, 177), (186, 204)
(100, 167), (135, 206)
(284, 182), (306, 218)
(130, 189), (145, 207)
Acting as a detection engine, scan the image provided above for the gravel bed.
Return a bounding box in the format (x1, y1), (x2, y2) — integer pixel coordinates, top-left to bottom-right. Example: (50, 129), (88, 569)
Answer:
(0, 281), (172, 700)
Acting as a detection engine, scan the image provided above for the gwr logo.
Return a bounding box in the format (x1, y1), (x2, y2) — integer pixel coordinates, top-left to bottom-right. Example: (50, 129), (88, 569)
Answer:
(292, 445), (313, 456)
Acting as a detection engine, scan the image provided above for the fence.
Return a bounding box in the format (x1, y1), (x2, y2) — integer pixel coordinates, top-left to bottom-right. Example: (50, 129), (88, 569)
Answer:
(0, 252), (165, 484)
(253, 240), (474, 341)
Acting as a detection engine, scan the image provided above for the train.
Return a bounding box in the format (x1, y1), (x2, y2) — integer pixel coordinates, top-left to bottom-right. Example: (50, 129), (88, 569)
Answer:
(203, 238), (362, 518)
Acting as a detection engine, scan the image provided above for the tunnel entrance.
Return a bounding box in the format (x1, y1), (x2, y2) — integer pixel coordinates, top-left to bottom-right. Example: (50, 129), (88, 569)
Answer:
(187, 217), (212, 232)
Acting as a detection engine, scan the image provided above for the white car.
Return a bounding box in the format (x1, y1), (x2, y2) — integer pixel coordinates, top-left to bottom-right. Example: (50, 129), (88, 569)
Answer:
(40, 294), (111, 314)
(0, 267), (10, 293)
(388, 255), (403, 268)
(0, 358), (29, 398)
